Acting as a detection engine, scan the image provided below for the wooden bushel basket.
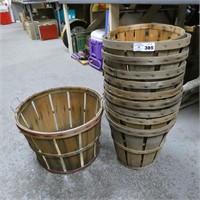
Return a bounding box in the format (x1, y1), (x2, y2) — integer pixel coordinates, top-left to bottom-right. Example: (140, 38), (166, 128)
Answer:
(103, 23), (191, 169)
(15, 87), (103, 174)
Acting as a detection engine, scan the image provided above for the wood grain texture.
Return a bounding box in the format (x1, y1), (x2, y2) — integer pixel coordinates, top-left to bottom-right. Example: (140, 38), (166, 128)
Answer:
(106, 99), (181, 119)
(102, 47), (189, 65)
(103, 33), (191, 51)
(103, 61), (186, 80)
(104, 89), (183, 110)
(104, 81), (183, 100)
(104, 71), (185, 90)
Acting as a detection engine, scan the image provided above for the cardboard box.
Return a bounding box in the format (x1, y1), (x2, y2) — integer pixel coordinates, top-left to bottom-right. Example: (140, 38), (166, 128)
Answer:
(25, 19), (57, 40)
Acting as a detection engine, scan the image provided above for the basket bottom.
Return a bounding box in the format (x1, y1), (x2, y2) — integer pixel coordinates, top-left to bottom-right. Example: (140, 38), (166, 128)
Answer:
(116, 149), (161, 171)
(36, 145), (100, 174)
(117, 157), (157, 171)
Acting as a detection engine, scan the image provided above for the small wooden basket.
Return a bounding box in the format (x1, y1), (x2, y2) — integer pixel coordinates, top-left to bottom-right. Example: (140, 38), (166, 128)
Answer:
(15, 87), (103, 174)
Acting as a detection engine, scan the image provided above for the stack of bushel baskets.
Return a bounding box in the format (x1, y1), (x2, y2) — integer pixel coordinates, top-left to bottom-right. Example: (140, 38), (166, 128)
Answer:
(103, 23), (191, 169)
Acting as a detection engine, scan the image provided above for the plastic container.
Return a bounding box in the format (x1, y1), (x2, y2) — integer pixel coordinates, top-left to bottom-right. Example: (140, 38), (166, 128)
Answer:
(72, 32), (87, 52)
(89, 29), (105, 70)
(0, 11), (12, 25)
(54, 9), (75, 23)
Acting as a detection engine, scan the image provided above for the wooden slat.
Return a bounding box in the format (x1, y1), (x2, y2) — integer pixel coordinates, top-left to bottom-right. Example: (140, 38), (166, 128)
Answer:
(33, 95), (57, 132)
(82, 123), (99, 164)
(104, 89), (182, 110)
(106, 113), (175, 137)
(21, 103), (44, 131)
(33, 138), (57, 154)
(56, 136), (79, 153)
(85, 93), (97, 123)
(126, 29), (148, 71)
(111, 127), (127, 165)
(108, 104), (174, 130)
(135, 29), (146, 42)
(104, 71), (184, 90)
(69, 91), (84, 128)
(118, 32), (125, 41)
(106, 105), (177, 126)
(51, 92), (70, 131)
(94, 120), (101, 138)
(44, 156), (64, 171)
(82, 127), (96, 147)
(19, 116), (29, 128)
(104, 81), (183, 100)
(142, 134), (165, 167)
(110, 23), (185, 39)
(170, 32), (179, 39)
(106, 99), (180, 119)
(83, 146), (94, 165)
(117, 121), (144, 130)
(125, 135), (143, 168)
(103, 33), (191, 51)
(56, 136), (80, 170)
(148, 29), (159, 42)
(53, 139), (67, 172)
(125, 31), (134, 41)
(129, 52), (155, 71)
(63, 155), (81, 171)
(142, 152), (157, 167)
(106, 49), (127, 70)
(102, 47), (189, 66)
(160, 30), (169, 41)
(160, 49), (182, 70)
(103, 61), (186, 80)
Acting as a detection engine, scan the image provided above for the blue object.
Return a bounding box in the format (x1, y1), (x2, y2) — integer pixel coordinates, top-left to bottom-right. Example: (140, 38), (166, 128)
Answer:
(105, 9), (109, 35)
(68, 9), (76, 21)
(54, 9), (75, 23)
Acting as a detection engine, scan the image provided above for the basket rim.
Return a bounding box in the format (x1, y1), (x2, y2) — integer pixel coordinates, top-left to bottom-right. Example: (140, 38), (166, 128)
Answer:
(103, 32), (191, 51)
(15, 86), (103, 138)
(106, 112), (176, 137)
(102, 60), (187, 80)
(109, 23), (185, 38)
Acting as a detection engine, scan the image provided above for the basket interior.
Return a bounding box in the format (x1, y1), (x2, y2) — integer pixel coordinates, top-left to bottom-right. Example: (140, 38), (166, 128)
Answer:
(17, 88), (101, 132)
(110, 24), (185, 42)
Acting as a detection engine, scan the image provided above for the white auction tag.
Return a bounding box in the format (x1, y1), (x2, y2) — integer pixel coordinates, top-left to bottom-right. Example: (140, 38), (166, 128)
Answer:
(133, 42), (155, 52)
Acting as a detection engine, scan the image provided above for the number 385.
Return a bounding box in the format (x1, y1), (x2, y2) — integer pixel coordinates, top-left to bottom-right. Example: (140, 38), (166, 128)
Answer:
(145, 46), (154, 50)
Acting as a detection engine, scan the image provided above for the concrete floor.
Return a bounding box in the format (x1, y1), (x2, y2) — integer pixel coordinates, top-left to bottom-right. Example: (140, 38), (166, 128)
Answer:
(0, 23), (199, 200)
